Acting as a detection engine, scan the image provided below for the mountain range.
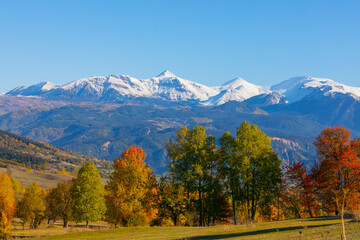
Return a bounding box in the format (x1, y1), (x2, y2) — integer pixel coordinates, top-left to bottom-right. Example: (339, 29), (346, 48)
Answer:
(9, 70), (360, 107)
(2, 71), (360, 173)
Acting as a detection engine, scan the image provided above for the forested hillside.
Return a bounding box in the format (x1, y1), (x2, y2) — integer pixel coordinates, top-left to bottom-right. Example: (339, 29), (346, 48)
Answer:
(0, 129), (110, 175)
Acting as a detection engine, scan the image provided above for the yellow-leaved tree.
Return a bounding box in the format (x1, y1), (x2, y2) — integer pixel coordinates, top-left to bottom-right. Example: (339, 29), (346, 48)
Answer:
(105, 146), (157, 227)
(17, 182), (46, 229)
(0, 173), (16, 240)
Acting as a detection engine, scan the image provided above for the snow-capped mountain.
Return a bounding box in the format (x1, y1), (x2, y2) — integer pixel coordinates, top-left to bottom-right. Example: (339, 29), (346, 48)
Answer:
(6, 72), (360, 106)
(202, 78), (270, 106)
(8, 81), (59, 96)
(271, 76), (360, 103)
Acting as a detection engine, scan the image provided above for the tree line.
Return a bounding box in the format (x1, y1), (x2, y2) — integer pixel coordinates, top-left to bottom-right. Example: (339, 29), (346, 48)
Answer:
(1, 122), (360, 239)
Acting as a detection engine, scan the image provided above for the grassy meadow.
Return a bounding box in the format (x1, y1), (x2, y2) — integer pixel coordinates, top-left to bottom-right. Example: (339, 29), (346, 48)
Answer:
(9, 216), (360, 240)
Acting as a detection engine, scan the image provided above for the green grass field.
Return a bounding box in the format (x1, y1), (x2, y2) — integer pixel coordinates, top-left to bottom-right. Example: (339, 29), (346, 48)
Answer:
(10, 216), (360, 240)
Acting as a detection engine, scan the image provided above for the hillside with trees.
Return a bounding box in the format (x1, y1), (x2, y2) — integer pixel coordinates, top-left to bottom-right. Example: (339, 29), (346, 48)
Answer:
(0, 129), (111, 189)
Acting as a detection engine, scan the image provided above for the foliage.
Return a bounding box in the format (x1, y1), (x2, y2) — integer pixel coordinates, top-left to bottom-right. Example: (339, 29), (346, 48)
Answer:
(165, 123), (282, 226)
(105, 146), (156, 227)
(45, 181), (72, 227)
(313, 127), (360, 213)
(284, 162), (320, 218)
(156, 177), (187, 226)
(71, 162), (106, 227)
(218, 131), (242, 224)
(10, 177), (23, 200)
(234, 121), (282, 222)
(16, 182), (46, 229)
(0, 173), (15, 239)
(313, 126), (360, 239)
(166, 125), (217, 226)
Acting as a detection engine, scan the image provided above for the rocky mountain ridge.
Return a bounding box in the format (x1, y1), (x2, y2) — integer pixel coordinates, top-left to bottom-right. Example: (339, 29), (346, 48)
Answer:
(8, 71), (360, 106)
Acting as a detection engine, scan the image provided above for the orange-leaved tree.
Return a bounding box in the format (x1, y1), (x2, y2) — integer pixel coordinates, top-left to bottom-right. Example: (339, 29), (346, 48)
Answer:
(314, 126), (360, 240)
(0, 173), (16, 239)
(285, 162), (320, 218)
(105, 146), (157, 227)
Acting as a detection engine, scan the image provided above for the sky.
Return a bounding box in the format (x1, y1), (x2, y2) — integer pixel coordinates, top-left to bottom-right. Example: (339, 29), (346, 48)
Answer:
(1, 0), (360, 93)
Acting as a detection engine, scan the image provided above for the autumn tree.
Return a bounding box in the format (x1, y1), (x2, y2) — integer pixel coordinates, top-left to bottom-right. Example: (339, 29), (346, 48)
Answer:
(0, 173), (15, 239)
(46, 182), (72, 227)
(10, 178), (23, 201)
(284, 162), (320, 218)
(71, 162), (106, 228)
(105, 146), (156, 227)
(17, 182), (46, 229)
(314, 126), (360, 239)
(278, 179), (302, 219)
(166, 125), (216, 226)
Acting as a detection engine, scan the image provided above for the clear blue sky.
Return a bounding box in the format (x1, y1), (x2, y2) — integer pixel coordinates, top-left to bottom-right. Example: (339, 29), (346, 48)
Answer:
(1, 0), (360, 92)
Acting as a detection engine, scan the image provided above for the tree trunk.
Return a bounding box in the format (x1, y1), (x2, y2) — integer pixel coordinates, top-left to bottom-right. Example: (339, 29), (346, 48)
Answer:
(341, 200), (347, 240)
(308, 208), (313, 218)
(86, 219), (89, 228)
(232, 195), (237, 225)
(63, 219), (68, 228)
(246, 186), (250, 223)
(250, 194), (257, 222)
(199, 182), (203, 227)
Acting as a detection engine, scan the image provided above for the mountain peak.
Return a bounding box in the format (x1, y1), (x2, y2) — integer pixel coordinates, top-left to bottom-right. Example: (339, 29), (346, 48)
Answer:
(156, 70), (177, 78)
(222, 77), (248, 87)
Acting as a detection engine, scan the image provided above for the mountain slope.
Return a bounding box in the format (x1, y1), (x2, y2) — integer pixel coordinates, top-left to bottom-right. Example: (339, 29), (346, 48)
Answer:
(271, 76), (360, 103)
(0, 128), (109, 175)
(3, 72), (360, 174)
(0, 103), (323, 173)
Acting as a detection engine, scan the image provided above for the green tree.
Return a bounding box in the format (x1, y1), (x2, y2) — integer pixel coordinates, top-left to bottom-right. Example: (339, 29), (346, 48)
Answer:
(157, 177), (186, 226)
(46, 182), (72, 227)
(17, 182), (46, 229)
(236, 121), (282, 222)
(218, 131), (242, 224)
(71, 162), (106, 228)
(166, 125), (216, 226)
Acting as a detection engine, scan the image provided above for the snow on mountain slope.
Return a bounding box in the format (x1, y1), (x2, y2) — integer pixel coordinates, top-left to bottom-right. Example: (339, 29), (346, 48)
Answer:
(203, 78), (270, 106)
(245, 92), (283, 106)
(6, 72), (360, 106)
(271, 76), (360, 103)
(8, 81), (59, 96)
(150, 70), (218, 101)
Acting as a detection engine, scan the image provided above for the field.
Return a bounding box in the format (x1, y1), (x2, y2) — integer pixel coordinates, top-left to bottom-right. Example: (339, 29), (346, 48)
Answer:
(0, 166), (72, 189)
(9, 216), (360, 240)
